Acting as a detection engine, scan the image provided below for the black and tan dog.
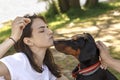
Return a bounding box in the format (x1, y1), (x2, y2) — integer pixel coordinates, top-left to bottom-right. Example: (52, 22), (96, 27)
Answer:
(54, 33), (118, 80)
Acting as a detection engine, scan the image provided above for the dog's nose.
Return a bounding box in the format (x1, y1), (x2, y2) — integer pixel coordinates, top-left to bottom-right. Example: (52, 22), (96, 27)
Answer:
(53, 41), (58, 45)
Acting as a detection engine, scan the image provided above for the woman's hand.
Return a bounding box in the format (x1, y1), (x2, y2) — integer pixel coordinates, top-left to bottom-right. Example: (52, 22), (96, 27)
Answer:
(96, 41), (112, 69)
(99, 56), (108, 70)
(10, 17), (31, 42)
(96, 41), (120, 73)
(96, 41), (112, 61)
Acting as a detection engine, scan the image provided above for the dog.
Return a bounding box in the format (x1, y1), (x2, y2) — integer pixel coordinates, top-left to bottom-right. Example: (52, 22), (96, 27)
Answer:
(54, 33), (118, 80)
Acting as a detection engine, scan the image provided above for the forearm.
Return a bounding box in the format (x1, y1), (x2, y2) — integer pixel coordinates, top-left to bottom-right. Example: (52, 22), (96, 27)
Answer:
(107, 58), (120, 73)
(0, 17), (31, 58)
(0, 38), (15, 58)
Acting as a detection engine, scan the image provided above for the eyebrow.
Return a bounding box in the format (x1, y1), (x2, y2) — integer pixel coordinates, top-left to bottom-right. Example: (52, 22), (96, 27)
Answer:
(38, 25), (48, 29)
(38, 26), (46, 29)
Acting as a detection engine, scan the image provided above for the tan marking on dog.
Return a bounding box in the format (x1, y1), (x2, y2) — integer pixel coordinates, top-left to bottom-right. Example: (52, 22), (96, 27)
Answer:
(65, 47), (80, 58)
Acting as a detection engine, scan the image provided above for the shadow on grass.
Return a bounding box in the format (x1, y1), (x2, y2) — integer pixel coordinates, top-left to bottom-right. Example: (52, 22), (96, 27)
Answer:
(66, 2), (119, 19)
(46, 2), (120, 31)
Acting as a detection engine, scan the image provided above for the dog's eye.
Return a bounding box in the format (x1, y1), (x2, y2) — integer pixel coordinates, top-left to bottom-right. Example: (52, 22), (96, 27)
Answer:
(74, 42), (78, 45)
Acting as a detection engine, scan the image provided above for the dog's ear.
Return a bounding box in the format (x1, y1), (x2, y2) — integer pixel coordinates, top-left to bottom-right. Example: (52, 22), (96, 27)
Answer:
(79, 33), (99, 62)
(84, 33), (95, 43)
(72, 34), (86, 49)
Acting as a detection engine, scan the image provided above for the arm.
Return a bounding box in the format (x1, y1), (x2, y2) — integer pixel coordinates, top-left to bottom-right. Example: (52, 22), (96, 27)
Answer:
(0, 17), (31, 58)
(96, 41), (120, 73)
(0, 39), (15, 58)
(0, 61), (9, 78)
(56, 74), (69, 80)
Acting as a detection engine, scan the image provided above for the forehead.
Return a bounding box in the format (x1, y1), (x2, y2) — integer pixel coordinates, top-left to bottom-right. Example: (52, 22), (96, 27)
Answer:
(31, 18), (46, 28)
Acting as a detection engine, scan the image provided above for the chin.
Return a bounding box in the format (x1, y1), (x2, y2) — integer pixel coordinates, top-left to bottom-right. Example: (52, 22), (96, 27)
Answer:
(50, 42), (54, 46)
(48, 42), (54, 47)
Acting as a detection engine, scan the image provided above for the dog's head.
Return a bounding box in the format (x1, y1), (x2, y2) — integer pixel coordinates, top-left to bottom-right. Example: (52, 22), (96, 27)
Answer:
(54, 33), (99, 64)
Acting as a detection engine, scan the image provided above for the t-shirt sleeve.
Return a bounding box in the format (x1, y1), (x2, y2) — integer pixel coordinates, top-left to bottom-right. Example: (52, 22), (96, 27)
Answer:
(0, 56), (16, 79)
(0, 76), (5, 80)
(0, 53), (26, 80)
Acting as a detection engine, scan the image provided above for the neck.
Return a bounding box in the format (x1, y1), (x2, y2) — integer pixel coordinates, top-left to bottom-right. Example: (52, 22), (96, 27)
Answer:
(30, 46), (47, 67)
(80, 59), (99, 69)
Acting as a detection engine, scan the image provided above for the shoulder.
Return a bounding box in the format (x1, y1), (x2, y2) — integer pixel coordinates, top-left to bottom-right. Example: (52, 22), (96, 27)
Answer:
(0, 52), (28, 67)
(0, 52), (28, 79)
(1, 52), (26, 62)
(11, 52), (27, 61)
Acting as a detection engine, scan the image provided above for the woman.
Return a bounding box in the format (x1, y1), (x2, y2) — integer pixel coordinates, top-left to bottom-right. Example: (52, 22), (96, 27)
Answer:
(0, 15), (68, 80)
(96, 41), (120, 73)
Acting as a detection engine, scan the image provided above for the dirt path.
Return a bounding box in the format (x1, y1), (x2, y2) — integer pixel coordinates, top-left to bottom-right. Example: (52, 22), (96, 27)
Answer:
(52, 9), (120, 80)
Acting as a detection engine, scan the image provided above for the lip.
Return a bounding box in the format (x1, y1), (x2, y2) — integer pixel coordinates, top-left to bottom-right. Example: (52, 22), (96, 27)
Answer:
(49, 35), (53, 39)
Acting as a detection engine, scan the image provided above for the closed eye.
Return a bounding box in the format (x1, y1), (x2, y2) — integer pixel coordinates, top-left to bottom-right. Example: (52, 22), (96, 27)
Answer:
(38, 27), (44, 33)
(39, 30), (44, 33)
(38, 25), (48, 33)
(38, 26), (46, 33)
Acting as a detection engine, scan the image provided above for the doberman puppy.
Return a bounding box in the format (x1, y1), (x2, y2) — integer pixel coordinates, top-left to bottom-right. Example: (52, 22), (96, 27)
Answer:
(54, 33), (118, 80)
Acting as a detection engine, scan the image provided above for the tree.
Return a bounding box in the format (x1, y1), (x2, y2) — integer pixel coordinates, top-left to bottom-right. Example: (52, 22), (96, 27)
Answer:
(84, 0), (99, 8)
(58, 0), (69, 13)
(38, 0), (81, 13)
(69, 0), (80, 8)
(58, 0), (80, 13)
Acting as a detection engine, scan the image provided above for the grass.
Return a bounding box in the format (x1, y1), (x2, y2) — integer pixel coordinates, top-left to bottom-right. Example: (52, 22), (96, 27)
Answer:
(45, 2), (120, 31)
(0, 1), (120, 79)
(0, 23), (11, 43)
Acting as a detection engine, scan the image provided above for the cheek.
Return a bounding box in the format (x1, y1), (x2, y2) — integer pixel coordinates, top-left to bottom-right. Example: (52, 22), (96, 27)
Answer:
(35, 36), (46, 44)
(35, 36), (53, 47)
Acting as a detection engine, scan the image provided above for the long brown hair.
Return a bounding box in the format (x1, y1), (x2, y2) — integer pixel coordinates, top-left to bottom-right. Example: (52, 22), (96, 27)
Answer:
(14, 14), (61, 78)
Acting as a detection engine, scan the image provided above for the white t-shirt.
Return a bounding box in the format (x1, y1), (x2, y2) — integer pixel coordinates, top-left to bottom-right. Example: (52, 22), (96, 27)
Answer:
(0, 52), (57, 80)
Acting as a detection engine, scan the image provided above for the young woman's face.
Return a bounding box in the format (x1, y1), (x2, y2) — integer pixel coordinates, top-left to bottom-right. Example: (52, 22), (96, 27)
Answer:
(30, 18), (53, 48)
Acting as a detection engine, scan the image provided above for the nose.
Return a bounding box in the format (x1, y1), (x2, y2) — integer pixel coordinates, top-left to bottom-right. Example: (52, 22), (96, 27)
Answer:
(47, 28), (53, 35)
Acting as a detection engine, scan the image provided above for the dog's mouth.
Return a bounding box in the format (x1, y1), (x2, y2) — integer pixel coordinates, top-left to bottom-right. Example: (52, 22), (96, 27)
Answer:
(54, 40), (81, 57)
(54, 41), (68, 54)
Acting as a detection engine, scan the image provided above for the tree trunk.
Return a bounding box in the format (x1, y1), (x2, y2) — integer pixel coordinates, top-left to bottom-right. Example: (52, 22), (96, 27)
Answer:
(58, 0), (81, 13)
(58, 0), (70, 13)
(84, 0), (99, 8)
(69, 0), (80, 8)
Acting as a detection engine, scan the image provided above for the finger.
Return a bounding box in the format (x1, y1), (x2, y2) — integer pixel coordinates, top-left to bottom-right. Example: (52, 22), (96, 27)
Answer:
(104, 65), (107, 69)
(100, 65), (106, 69)
(100, 65), (104, 69)
(23, 18), (31, 24)
(13, 17), (30, 24)
(96, 41), (102, 49)
(99, 41), (107, 49)
(18, 23), (26, 30)
(17, 18), (31, 29)
(96, 41), (105, 50)
(100, 63), (108, 70)
(99, 56), (102, 61)
(19, 21), (26, 25)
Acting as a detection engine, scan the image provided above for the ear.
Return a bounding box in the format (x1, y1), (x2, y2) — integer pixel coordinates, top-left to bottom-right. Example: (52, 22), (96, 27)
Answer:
(23, 37), (33, 46)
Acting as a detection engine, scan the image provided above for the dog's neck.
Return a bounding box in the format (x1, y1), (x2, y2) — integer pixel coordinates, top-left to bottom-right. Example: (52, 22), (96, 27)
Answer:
(72, 61), (101, 77)
(79, 56), (99, 69)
